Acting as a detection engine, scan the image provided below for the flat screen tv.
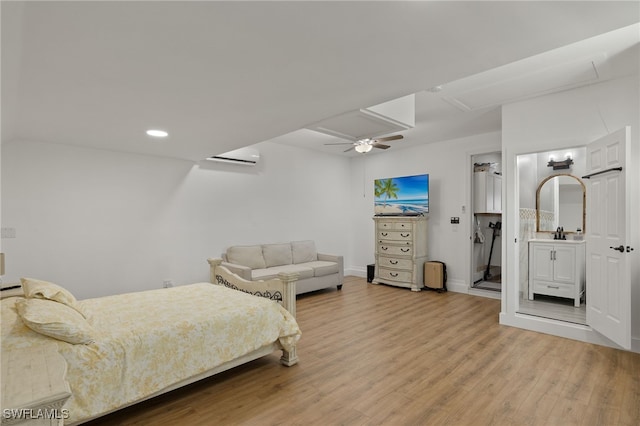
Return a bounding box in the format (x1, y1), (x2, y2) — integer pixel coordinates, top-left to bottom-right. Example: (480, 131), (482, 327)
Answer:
(374, 174), (429, 216)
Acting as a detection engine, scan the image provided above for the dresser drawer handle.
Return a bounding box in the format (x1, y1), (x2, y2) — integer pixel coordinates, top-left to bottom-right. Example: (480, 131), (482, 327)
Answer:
(401, 248), (410, 253)
(381, 232), (388, 236)
(547, 285), (560, 289)
(390, 260), (398, 265)
(381, 246), (388, 251)
(390, 272), (398, 277)
(400, 233), (410, 238)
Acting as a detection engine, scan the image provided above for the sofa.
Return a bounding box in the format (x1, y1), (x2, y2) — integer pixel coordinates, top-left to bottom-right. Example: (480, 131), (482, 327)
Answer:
(221, 240), (343, 295)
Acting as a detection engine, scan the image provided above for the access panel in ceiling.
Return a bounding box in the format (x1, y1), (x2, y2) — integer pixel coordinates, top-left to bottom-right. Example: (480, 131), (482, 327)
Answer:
(307, 94), (415, 141)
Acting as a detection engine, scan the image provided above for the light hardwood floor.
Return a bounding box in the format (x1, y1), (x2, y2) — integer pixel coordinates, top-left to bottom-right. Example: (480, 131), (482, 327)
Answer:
(86, 276), (640, 425)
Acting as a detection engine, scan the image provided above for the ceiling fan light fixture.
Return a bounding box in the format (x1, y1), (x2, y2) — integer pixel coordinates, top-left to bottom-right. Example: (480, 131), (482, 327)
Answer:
(355, 143), (373, 153)
(146, 129), (168, 138)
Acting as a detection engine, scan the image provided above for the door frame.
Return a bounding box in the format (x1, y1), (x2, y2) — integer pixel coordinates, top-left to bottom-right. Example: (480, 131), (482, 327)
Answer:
(467, 149), (502, 300)
(501, 136), (638, 352)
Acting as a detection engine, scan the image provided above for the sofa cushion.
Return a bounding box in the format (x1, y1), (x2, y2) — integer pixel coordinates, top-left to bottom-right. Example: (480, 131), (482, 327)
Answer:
(300, 261), (340, 277)
(291, 240), (318, 264)
(262, 243), (293, 267)
(252, 264), (314, 281)
(226, 245), (266, 270)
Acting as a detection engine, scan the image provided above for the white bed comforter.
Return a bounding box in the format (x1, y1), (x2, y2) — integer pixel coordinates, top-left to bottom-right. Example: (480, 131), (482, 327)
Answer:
(1, 283), (301, 424)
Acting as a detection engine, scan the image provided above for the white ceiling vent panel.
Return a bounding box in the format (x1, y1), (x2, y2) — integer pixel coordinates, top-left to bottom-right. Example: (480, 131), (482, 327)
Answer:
(307, 95), (415, 140)
(443, 53), (608, 111)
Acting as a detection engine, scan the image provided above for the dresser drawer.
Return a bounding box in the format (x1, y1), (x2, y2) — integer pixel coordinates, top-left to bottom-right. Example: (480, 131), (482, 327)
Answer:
(532, 280), (575, 298)
(378, 245), (413, 256)
(378, 267), (412, 283)
(378, 221), (412, 231)
(377, 230), (413, 241)
(378, 256), (413, 270)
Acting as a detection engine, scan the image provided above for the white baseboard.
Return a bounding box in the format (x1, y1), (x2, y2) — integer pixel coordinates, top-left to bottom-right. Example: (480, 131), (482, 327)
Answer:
(445, 279), (467, 294)
(346, 266), (367, 278)
(344, 273), (502, 300)
(447, 278), (502, 300)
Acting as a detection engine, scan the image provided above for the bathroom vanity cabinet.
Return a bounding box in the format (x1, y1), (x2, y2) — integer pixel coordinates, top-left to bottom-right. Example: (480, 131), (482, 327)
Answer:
(528, 239), (585, 307)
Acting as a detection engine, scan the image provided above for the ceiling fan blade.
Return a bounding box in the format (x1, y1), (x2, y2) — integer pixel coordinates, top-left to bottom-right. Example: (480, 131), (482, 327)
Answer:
(343, 146), (355, 153)
(373, 143), (390, 150)
(324, 142), (355, 146)
(374, 134), (403, 143)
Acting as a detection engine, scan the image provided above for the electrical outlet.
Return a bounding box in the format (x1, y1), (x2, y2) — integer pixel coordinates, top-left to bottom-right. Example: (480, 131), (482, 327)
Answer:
(163, 280), (173, 288)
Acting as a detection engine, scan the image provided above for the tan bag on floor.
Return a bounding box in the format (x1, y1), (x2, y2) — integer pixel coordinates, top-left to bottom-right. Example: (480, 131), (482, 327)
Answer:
(424, 261), (447, 292)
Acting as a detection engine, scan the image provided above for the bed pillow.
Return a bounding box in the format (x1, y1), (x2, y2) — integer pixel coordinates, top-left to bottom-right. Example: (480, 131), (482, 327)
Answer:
(291, 240), (318, 264)
(262, 243), (293, 267)
(15, 298), (96, 345)
(226, 245), (266, 269)
(21, 277), (80, 308)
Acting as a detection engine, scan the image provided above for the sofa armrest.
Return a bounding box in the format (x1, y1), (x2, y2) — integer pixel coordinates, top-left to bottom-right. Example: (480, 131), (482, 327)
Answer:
(317, 253), (344, 283)
(221, 262), (253, 281)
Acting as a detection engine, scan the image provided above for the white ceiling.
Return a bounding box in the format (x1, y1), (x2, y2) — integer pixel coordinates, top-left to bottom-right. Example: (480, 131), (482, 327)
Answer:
(2, 1), (639, 161)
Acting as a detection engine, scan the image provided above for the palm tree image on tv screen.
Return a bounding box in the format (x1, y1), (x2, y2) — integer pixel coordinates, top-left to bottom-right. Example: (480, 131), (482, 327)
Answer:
(374, 174), (429, 216)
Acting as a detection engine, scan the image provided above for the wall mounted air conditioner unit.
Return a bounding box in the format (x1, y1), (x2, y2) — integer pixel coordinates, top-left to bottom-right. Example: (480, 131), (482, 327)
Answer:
(206, 147), (260, 166)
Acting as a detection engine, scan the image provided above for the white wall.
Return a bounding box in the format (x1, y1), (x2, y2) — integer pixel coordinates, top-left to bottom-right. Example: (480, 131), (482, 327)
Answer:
(347, 131), (501, 291)
(1, 140), (351, 299)
(502, 74), (640, 351)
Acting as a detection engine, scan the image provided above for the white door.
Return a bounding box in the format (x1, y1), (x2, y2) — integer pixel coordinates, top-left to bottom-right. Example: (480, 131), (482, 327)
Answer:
(585, 127), (631, 349)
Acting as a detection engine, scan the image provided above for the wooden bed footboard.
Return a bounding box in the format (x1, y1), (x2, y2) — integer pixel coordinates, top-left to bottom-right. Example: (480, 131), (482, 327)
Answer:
(207, 258), (299, 366)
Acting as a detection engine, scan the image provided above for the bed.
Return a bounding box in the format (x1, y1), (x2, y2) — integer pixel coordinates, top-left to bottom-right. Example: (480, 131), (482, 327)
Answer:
(1, 258), (301, 425)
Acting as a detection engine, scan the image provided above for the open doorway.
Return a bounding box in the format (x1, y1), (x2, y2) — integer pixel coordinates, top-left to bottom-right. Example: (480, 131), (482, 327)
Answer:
(471, 152), (502, 292)
(516, 147), (587, 325)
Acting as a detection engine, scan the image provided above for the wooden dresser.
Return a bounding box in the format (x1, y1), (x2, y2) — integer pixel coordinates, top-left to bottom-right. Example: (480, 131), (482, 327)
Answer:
(372, 216), (428, 291)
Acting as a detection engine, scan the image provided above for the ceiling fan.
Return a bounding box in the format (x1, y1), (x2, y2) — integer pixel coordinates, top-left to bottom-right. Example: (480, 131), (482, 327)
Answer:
(324, 134), (404, 153)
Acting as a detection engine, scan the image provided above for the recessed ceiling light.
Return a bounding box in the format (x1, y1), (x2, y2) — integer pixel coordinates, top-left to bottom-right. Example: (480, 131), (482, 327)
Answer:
(146, 129), (168, 138)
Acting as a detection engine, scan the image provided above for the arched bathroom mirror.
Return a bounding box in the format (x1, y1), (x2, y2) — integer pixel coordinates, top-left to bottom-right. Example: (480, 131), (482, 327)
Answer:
(536, 174), (586, 233)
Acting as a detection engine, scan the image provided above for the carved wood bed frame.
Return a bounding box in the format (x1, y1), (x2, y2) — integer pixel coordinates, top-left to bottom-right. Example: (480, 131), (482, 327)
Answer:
(206, 258), (299, 366)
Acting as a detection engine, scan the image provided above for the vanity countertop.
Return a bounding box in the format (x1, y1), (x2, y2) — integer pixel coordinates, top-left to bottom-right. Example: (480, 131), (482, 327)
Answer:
(528, 238), (585, 244)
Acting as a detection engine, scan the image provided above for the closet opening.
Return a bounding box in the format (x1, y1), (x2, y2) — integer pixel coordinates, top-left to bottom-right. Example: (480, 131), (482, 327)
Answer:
(470, 152), (502, 293)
